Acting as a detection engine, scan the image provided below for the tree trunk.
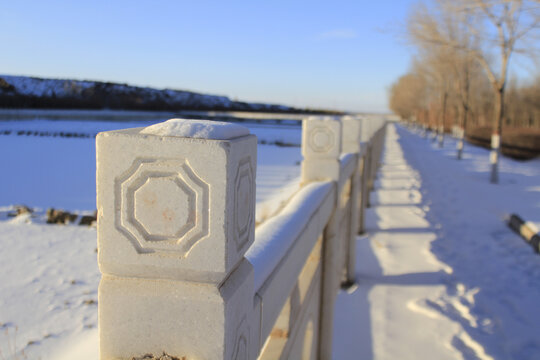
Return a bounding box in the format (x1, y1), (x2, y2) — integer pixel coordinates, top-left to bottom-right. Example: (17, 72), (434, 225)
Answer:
(457, 105), (468, 160)
(458, 65), (470, 160)
(422, 109), (428, 137)
(438, 92), (447, 148)
(431, 109), (438, 142)
(490, 86), (504, 184)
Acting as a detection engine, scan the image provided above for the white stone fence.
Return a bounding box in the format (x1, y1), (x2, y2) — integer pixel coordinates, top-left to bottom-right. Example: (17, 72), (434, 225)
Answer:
(96, 115), (386, 360)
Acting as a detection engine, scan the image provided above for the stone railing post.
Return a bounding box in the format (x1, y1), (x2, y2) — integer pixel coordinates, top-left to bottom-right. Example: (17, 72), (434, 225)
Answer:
(368, 120), (385, 193)
(369, 121), (379, 192)
(341, 116), (363, 286)
(357, 150), (368, 233)
(301, 116), (342, 183)
(361, 119), (374, 207)
(300, 116), (342, 359)
(375, 120), (387, 176)
(96, 119), (257, 359)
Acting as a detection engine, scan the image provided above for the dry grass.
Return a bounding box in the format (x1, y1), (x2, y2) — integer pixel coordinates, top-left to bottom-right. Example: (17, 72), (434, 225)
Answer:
(132, 353), (186, 360)
(466, 126), (540, 160)
(0, 327), (28, 360)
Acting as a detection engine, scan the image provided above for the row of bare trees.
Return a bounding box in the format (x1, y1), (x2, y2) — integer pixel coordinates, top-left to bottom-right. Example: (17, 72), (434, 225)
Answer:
(389, 0), (540, 183)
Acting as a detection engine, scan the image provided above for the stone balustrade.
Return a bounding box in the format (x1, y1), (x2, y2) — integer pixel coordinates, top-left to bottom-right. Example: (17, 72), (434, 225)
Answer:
(96, 116), (386, 359)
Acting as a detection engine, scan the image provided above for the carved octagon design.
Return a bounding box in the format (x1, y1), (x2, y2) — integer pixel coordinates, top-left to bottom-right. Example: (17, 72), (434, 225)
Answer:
(115, 158), (209, 255)
(308, 126), (335, 153)
(234, 158), (254, 250)
(133, 176), (196, 238)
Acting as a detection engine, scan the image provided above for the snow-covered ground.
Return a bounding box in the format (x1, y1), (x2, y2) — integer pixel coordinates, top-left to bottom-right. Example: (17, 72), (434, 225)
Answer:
(0, 117), (302, 359)
(333, 124), (540, 360)
(1, 119), (539, 359)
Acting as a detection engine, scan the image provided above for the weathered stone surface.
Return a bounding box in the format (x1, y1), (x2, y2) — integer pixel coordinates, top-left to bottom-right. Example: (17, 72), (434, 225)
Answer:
(96, 127), (257, 283)
(99, 260), (254, 360)
(301, 117), (341, 159)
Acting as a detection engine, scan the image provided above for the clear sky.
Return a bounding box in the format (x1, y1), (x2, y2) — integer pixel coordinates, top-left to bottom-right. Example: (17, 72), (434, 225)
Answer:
(0, 0), (417, 113)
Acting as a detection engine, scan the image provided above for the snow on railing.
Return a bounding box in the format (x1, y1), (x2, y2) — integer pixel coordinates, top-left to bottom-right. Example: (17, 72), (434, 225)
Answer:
(96, 116), (386, 359)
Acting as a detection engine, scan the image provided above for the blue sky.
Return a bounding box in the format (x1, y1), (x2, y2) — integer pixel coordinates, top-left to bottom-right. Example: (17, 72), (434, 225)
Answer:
(0, 0), (417, 112)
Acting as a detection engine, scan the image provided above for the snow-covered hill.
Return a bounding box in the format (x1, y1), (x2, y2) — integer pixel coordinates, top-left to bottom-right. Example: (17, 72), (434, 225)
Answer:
(0, 75), (294, 112)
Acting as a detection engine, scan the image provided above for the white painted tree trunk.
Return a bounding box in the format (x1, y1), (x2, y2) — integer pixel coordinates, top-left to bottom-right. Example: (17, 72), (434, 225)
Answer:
(490, 134), (500, 184)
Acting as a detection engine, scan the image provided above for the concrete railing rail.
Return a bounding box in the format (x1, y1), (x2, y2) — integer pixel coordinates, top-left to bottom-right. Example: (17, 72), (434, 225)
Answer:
(96, 115), (386, 360)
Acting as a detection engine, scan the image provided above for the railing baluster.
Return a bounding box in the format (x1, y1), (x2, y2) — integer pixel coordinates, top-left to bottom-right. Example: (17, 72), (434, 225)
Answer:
(301, 116), (343, 359)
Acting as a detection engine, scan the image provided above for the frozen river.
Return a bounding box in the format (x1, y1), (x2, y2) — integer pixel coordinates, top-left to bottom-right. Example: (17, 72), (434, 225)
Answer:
(0, 109), (304, 222)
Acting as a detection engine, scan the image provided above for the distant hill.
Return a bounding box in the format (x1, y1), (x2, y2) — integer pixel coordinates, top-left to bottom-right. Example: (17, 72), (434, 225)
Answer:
(0, 75), (299, 113)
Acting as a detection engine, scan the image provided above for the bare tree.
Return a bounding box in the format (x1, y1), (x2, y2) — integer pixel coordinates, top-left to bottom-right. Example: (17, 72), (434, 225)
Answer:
(450, 45), (487, 158)
(389, 71), (428, 122)
(443, 7), (482, 159)
(426, 51), (453, 148)
(407, 8), (462, 148)
(407, 0), (540, 182)
(521, 76), (540, 127)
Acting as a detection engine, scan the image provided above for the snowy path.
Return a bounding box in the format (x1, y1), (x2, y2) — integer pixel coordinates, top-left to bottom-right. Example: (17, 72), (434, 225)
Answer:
(334, 124), (540, 360)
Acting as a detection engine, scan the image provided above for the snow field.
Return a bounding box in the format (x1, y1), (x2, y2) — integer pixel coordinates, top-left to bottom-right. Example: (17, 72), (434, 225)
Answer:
(399, 125), (540, 359)
(0, 118), (302, 359)
(0, 213), (99, 359)
(333, 124), (540, 360)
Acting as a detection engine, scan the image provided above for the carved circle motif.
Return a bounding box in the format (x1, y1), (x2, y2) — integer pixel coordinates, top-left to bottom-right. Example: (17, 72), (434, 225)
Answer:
(115, 158), (209, 255)
(234, 158), (254, 250)
(308, 126), (335, 153)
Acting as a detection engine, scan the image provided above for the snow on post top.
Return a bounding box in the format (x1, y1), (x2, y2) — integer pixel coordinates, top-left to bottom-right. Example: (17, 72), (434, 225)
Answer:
(140, 118), (250, 140)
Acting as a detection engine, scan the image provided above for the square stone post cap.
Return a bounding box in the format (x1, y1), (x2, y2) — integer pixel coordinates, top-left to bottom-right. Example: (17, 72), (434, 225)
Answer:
(301, 116), (342, 182)
(97, 119), (257, 284)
